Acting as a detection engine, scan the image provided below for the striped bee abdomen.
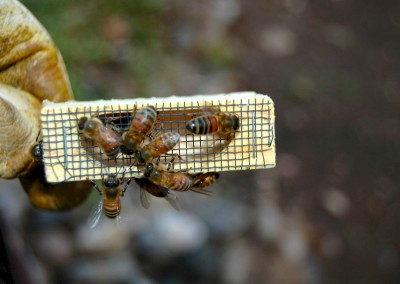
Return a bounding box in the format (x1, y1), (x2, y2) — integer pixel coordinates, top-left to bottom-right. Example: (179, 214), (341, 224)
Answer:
(186, 115), (219, 134)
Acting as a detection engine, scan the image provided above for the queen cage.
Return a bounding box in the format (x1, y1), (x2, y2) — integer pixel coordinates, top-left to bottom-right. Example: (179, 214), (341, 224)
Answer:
(40, 92), (276, 183)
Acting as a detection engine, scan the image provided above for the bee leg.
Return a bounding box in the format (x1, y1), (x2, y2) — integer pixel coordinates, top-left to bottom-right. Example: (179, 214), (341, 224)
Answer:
(156, 156), (161, 165)
(166, 162), (172, 171)
(102, 117), (116, 126)
(163, 153), (184, 164)
(165, 153), (184, 160)
(178, 167), (192, 173)
(88, 179), (102, 195)
(147, 129), (160, 141)
(105, 119), (124, 135)
(165, 154), (184, 171)
(134, 162), (145, 172)
(174, 154), (184, 161)
(120, 170), (126, 180)
(166, 156), (177, 171)
(133, 103), (138, 115)
(221, 132), (235, 142)
(201, 104), (218, 114)
(122, 178), (132, 195)
(166, 155), (180, 171)
(210, 132), (235, 154)
(128, 103), (138, 121)
(191, 188), (212, 196)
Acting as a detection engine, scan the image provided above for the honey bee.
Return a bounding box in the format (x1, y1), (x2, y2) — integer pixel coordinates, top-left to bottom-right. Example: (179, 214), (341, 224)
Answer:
(135, 132), (180, 164)
(88, 174), (132, 227)
(121, 106), (157, 155)
(31, 131), (43, 164)
(143, 163), (194, 192)
(185, 106), (240, 137)
(134, 178), (179, 210)
(78, 117), (121, 159)
(31, 143), (43, 163)
(192, 172), (220, 189)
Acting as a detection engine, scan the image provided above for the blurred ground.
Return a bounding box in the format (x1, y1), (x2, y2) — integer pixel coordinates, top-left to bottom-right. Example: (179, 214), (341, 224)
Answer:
(1, 0), (400, 283)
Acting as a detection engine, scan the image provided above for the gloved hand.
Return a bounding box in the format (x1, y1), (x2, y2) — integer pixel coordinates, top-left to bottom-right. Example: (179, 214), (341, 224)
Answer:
(0, 0), (91, 210)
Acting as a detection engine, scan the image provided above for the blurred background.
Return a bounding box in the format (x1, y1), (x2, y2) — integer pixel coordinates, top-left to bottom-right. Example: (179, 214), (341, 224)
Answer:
(1, 0), (400, 283)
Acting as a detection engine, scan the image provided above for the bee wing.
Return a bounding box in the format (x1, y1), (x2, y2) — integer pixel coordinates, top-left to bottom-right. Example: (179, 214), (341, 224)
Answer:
(116, 214), (123, 228)
(88, 199), (103, 229)
(186, 101), (217, 116)
(161, 187), (180, 211)
(202, 102), (218, 113)
(134, 178), (152, 209)
(139, 187), (151, 209)
(206, 134), (235, 156)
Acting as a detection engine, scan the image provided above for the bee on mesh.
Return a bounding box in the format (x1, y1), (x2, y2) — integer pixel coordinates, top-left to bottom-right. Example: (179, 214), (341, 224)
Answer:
(120, 105), (158, 155)
(185, 103), (240, 147)
(143, 161), (220, 195)
(78, 116), (121, 159)
(115, 105), (180, 166)
(31, 130), (43, 164)
(88, 170), (132, 228)
(134, 132), (181, 165)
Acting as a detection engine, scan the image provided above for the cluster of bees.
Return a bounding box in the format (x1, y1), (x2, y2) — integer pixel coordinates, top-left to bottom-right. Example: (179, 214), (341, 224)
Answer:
(69, 104), (239, 222)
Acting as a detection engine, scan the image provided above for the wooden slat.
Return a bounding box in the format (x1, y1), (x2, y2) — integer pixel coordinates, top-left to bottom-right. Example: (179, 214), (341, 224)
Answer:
(40, 92), (275, 183)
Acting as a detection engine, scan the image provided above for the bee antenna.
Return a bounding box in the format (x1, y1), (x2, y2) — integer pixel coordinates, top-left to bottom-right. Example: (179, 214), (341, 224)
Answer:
(35, 130), (41, 143)
(116, 164), (126, 175)
(191, 188), (212, 196)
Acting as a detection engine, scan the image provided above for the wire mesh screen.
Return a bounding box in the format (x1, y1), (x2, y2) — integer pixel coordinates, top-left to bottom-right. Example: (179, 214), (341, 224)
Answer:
(41, 92), (275, 183)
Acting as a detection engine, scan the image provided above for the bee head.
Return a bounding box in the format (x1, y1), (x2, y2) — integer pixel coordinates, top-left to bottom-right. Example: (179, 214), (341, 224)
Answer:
(103, 174), (120, 188)
(233, 115), (240, 131)
(144, 163), (154, 178)
(31, 143), (43, 160)
(120, 144), (134, 155)
(77, 117), (88, 131)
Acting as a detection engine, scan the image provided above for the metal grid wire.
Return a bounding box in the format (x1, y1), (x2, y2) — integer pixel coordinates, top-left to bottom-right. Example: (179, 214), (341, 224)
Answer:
(41, 93), (275, 183)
